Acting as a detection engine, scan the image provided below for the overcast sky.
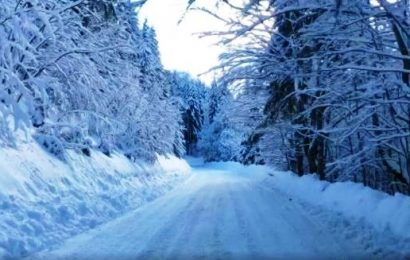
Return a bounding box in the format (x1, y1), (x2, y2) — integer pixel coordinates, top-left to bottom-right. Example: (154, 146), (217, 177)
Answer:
(139, 0), (224, 84)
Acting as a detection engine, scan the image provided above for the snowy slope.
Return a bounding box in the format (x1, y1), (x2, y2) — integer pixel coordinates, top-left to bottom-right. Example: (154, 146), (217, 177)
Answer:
(32, 161), (409, 259)
(199, 161), (410, 243)
(266, 169), (410, 241)
(0, 142), (191, 258)
(204, 162), (410, 242)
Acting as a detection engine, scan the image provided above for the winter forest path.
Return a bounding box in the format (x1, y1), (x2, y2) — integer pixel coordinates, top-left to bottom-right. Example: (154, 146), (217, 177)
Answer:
(34, 160), (400, 259)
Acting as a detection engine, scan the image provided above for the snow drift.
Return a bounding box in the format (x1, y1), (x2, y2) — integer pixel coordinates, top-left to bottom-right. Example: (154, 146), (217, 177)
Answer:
(198, 161), (410, 241)
(0, 142), (191, 258)
(267, 169), (410, 241)
(197, 161), (410, 250)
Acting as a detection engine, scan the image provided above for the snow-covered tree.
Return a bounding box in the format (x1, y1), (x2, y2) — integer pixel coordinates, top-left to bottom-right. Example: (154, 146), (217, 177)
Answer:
(0, 0), (186, 162)
(168, 71), (207, 154)
(194, 0), (410, 194)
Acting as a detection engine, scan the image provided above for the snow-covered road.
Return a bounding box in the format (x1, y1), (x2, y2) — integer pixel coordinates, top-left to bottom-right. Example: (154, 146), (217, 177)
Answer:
(33, 162), (405, 259)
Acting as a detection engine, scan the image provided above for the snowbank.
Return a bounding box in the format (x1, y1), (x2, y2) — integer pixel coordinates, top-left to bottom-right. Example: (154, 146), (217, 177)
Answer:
(267, 170), (410, 240)
(200, 161), (410, 241)
(156, 154), (191, 174)
(0, 142), (191, 258)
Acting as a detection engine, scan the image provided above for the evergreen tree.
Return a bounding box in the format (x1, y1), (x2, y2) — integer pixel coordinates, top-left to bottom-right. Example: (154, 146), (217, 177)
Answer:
(168, 71), (207, 154)
(197, 0), (410, 194)
(0, 0), (186, 162)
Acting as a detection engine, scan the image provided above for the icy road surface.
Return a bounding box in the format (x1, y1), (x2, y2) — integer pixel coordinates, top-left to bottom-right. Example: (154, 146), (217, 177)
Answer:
(33, 162), (405, 259)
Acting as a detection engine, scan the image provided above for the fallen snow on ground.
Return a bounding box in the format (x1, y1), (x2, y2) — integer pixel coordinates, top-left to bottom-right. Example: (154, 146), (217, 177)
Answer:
(32, 161), (410, 259)
(204, 161), (410, 243)
(0, 142), (191, 259)
(265, 168), (410, 241)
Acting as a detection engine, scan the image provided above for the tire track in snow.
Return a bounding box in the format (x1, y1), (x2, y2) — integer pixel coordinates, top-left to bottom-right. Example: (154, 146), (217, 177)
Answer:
(136, 186), (209, 258)
(164, 184), (219, 259)
(32, 166), (408, 259)
(256, 179), (407, 259)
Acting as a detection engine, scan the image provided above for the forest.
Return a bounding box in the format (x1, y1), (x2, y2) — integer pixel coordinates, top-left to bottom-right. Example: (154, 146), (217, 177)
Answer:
(0, 0), (210, 160)
(2, 0), (409, 195)
(195, 0), (410, 196)
(3, 0), (409, 195)
(1, 0), (410, 258)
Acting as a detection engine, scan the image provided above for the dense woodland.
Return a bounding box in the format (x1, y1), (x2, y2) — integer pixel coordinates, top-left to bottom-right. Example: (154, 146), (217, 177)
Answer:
(0, 0), (207, 162)
(1, 0), (410, 195)
(195, 0), (410, 195)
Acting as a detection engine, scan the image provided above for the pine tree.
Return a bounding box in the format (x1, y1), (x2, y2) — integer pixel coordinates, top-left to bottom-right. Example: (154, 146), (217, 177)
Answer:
(168, 71), (207, 154)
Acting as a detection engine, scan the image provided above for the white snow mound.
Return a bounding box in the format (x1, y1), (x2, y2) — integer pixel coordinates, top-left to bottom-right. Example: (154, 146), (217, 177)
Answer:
(267, 170), (410, 240)
(0, 142), (191, 258)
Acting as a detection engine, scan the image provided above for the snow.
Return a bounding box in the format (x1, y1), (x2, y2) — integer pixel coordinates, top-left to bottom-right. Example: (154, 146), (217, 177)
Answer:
(30, 161), (410, 259)
(1, 148), (409, 259)
(267, 170), (410, 241)
(197, 161), (410, 243)
(0, 141), (191, 259)
(156, 154), (191, 175)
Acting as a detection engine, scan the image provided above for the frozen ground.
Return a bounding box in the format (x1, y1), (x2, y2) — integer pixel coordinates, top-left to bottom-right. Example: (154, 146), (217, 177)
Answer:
(32, 159), (410, 259)
(0, 142), (191, 259)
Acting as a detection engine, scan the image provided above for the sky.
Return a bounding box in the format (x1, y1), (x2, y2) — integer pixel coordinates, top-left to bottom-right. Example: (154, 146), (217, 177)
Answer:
(139, 0), (225, 84)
